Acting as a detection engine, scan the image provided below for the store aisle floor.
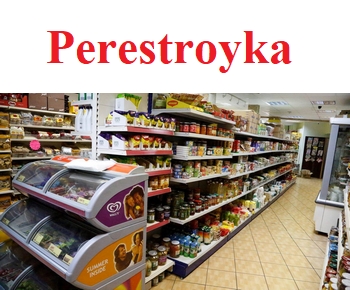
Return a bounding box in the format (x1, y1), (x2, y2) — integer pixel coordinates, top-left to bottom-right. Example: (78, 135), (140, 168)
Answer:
(154, 177), (328, 290)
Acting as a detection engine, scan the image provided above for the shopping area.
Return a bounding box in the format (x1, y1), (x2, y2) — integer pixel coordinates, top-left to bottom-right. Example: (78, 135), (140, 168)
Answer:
(0, 93), (348, 290)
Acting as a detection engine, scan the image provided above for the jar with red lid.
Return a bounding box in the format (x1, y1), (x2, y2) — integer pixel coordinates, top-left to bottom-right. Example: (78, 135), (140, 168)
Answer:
(183, 122), (190, 132)
(195, 199), (202, 213)
(179, 122), (184, 132)
(189, 122), (197, 133)
(194, 189), (201, 200)
(170, 240), (180, 258)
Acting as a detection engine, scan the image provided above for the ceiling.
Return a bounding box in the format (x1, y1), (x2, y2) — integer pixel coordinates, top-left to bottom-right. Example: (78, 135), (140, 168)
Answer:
(215, 93), (350, 122)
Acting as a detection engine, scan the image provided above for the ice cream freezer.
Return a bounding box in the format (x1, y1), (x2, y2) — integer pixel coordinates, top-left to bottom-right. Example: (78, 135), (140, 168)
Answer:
(12, 157), (149, 232)
(0, 200), (146, 290)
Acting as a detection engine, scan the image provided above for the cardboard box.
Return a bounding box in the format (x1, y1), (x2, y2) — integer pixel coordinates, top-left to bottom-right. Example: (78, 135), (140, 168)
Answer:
(0, 195), (11, 210)
(47, 93), (65, 112)
(166, 97), (204, 111)
(28, 93), (48, 110)
(0, 94), (28, 108)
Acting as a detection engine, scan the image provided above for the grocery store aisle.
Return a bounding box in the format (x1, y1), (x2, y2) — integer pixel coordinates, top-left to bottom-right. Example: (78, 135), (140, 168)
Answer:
(155, 177), (327, 290)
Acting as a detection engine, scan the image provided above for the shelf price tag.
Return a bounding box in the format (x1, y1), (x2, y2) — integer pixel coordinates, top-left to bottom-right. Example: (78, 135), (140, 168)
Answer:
(48, 243), (62, 257)
(17, 175), (25, 182)
(2, 218), (9, 225)
(63, 254), (73, 265)
(77, 197), (90, 205)
(33, 233), (44, 244)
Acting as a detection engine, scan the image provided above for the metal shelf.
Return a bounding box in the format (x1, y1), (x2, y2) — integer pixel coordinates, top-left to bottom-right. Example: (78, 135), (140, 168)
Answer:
(0, 127), (9, 131)
(11, 138), (91, 143)
(71, 100), (94, 106)
(0, 150), (11, 154)
(5, 106), (76, 117)
(0, 169), (12, 172)
(9, 124), (75, 130)
(145, 259), (175, 283)
(231, 150), (298, 156)
(11, 156), (52, 161)
(174, 132), (234, 142)
(98, 149), (172, 156)
(0, 190), (14, 195)
(146, 169), (172, 177)
(170, 172), (231, 184)
(172, 155), (233, 161)
(148, 188), (171, 198)
(152, 109), (236, 126)
(234, 130), (299, 143)
(146, 219), (171, 233)
(99, 126), (175, 136)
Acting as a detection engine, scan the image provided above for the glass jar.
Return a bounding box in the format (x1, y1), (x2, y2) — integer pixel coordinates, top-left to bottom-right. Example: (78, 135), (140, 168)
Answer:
(152, 233), (161, 244)
(147, 209), (155, 223)
(163, 205), (170, 220)
(154, 94), (167, 109)
(148, 250), (159, 271)
(179, 206), (187, 220)
(162, 237), (171, 253)
(158, 272), (165, 282)
(171, 207), (179, 218)
(146, 258), (152, 277)
(157, 245), (167, 266)
(194, 189), (201, 200)
(207, 125), (212, 135)
(155, 207), (165, 222)
(152, 276), (159, 287)
(149, 176), (159, 190)
(182, 203), (190, 218)
(189, 122), (197, 133)
(195, 200), (202, 213)
(183, 122), (190, 132)
(189, 201), (196, 215)
(170, 240), (180, 258)
(196, 123), (201, 134)
(200, 124), (207, 135)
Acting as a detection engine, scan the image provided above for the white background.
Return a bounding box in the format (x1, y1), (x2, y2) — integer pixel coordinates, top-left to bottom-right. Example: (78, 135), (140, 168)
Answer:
(1, 0), (349, 92)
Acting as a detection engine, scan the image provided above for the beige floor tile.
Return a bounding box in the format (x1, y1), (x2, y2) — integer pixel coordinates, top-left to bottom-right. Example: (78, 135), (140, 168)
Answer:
(180, 268), (208, 284)
(205, 286), (238, 290)
(255, 242), (280, 253)
(314, 267), (323, 278)
(295, 281), (320, 290)
(293, 238), (318, 248)
(233, 240), (256, 250)
(314, 240), (328, 252)
(306, 257), (324, 269)
(258, 252), (285, 264)
(282, 254), (312, 268)
(261, 262), (293, 279)
(266, 276), (298, 290)
(288, 266), (320, 283)
(198, 259), (209, 269)
(299, 246), (325, 258)
(252, 235), (275, 244)
(208, 256), (235, 272)
(308, 233), (328, 242)
(236, 273), (268, 290)
(289, 232), (311, 240)
(277, 244), (303, 256)
(270, 230), (292, 238)
(152, 279), (175, 290)
(205, 269), (236, 288)
(172, 281), (206, 290)
(164, 273), (177, 281)
(212, 247), (234, 259)
(235, 259), (264, 275)
(234, 249), (260, 262)
(273, 235), (297, 246)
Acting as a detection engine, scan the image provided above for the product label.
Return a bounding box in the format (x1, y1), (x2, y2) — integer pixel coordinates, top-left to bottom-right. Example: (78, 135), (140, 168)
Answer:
(63, 254), (74, 265)
(48, 243), (62, 257)
(33, 233), (44, 244)
(2, 218), (9, 225)
(151, 261), (158, 269)
(158, 255), (167, 265)
(17, 175), (25, 182)
(77, 197), (90, 205)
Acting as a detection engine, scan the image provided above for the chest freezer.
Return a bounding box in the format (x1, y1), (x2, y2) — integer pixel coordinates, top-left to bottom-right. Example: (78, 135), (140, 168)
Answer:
(12, 159), (148, 232)
(0, 204), (146, 290)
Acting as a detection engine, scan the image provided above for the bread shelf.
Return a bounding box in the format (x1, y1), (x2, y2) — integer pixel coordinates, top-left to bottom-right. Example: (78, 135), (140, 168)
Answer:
(99, 126), (175, 136)
(5, 106), (76, 117)
(9, 124), (75, 130)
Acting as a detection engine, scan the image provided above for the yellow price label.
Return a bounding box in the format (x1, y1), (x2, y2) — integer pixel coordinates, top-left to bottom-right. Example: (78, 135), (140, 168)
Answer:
(2, 218), (9, 225)
(33, 233), (44, 244)
(48, 243), (62, 257)
(17, 175), (25, 182)
(63, 254), (73, 265)
(77, 197), (90, 205)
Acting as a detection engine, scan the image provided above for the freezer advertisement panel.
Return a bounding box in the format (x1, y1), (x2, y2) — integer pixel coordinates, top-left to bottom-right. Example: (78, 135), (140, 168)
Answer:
(95, 182), (146, 227)
(76, 228), (144, 287)
(113, 270), (142, 290)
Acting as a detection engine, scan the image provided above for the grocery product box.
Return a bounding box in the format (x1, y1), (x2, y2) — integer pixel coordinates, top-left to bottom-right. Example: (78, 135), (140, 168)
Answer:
(47, 93), (65, 112)
(166, 97), (204, 111)
(28, 93), (48, 110)
(115, 93), (141, 112)
(234, 110), (260, 124)
(0, 93), (28, 108)
(0, 195), (11, 210)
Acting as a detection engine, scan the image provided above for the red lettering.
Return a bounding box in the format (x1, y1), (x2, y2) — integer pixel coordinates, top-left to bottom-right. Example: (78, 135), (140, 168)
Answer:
(140, 41), (155, 64)
(119, 41), (137, 64)
(98, 41), (117, 63)
(244, 31), (268, 63)
(271, 41), (291, 64)
(77, 41), (95, 64)
(196, 41), (216, 64)
(219, 42), (242, 73)
(158, 34), (173, 64)
(175, 41), (193, 63)
(47, 31), (74, 63)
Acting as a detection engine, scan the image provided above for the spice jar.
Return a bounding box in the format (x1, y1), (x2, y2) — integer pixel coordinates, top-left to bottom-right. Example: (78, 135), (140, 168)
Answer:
(147, 209), (155, 223)
(148, 250), (159, 271)
(163, 205), (170, 220)
(157, 245), (167, 266)
(155, 207), (165, 222)
(170, 240), (180, 258)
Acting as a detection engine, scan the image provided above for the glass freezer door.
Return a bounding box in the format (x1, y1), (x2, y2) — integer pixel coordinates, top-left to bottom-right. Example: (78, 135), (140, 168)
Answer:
(322, 125), (350, 203)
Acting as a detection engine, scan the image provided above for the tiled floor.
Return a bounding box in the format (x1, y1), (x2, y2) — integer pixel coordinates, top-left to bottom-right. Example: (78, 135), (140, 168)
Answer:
(153, 177), (328, 290)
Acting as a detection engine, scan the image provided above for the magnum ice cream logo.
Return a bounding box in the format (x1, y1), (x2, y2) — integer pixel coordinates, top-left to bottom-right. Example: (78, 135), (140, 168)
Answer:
(107, 201), (122, 213)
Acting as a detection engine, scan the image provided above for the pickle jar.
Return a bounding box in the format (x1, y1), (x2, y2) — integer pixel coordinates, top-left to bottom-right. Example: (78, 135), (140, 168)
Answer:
(157, 245), (167, 266)
(148, 250), (159, 271)
(162, 237), (171, 253)
(155, 207), (165, 222)
(146, 258), (152, 277)
(147, 209), (155, 223)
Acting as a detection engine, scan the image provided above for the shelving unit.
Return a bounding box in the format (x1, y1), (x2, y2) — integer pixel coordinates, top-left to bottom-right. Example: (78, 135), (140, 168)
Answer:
(146, 220), (171, 232)
(148, 188), (171, 198)
(145, 259), (175, 284)
(172, 154), (232, 161)
(98, 149), (172, 156)
(99, 126), (175, 136)
(174, 132), (234, 142)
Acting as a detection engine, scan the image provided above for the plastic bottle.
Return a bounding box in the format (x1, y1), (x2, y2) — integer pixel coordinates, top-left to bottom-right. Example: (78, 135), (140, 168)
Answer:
(85, 106), (92, 133)
(75, 106), (84, 132)
(189, 241), (198, 258)
(183, 240), (190, 257)
(81, 106), (88, 132)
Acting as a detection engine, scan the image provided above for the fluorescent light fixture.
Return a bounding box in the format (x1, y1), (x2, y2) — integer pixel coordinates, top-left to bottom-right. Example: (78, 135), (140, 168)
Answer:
(290, 116), (303, 118)
(317, 109), (336, 113)
(310, 100), (336, 105)
(266, 101), (289, 106)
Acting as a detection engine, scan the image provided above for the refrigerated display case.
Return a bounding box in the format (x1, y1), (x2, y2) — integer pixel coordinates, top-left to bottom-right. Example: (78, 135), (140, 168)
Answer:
(314, 117), (350, 233)
(12, 159), (148, 232)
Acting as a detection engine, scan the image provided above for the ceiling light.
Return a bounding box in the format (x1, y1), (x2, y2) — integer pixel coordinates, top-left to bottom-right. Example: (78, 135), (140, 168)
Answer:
(266, 101), (289, 106)
(317, 109), (336, 113)
(290, 116), (303, 118)
(311, 100), (336, 105)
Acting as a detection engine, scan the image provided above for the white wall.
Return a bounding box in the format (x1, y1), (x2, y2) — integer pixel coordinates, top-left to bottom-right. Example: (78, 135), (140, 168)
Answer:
(297, 121), (331, 166)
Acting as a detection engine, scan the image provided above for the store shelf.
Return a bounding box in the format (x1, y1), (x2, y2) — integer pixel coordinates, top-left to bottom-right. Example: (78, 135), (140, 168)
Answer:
(71, 100), (94, 106)
(9, 124), (75, 130)
(231, 149), (298, 156)
(344, 189), (350, 244)
(234, 130), (299, 143)
(0, 127), (9, 131)
(146, 169), (172, 177)
(11, 138), (91, 143)
(224, 160), (293, 179)
(0, 169), (12, 172)
(0, 190), (14, 195)
(0, 150), (11, 154)
(11, 156), (52, 161)
(5, 106), (76, 116)
(146, 219), (170, 232)
(98, 149), (172, 156)
(70, 131), (93, 136)
(148, 188), (171, 197)
(320, 239), (330, 290)
(338, 212), (344, 269)
(99, 126), (175, 136)
(152, 109), (236, 126)
(172, 155), (233, 161)
(174, 132), (234, 142)
(170, 172), (231, 184)
(145, 259), (175, 283)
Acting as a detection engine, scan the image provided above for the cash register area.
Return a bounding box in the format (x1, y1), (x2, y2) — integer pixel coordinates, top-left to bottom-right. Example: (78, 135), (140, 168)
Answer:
(155, 178), (327, 290)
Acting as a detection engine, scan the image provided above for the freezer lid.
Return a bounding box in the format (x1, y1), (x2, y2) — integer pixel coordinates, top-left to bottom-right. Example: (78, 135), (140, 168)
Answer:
(0, 199), (55, 239)
(13, 161), (66, 190)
